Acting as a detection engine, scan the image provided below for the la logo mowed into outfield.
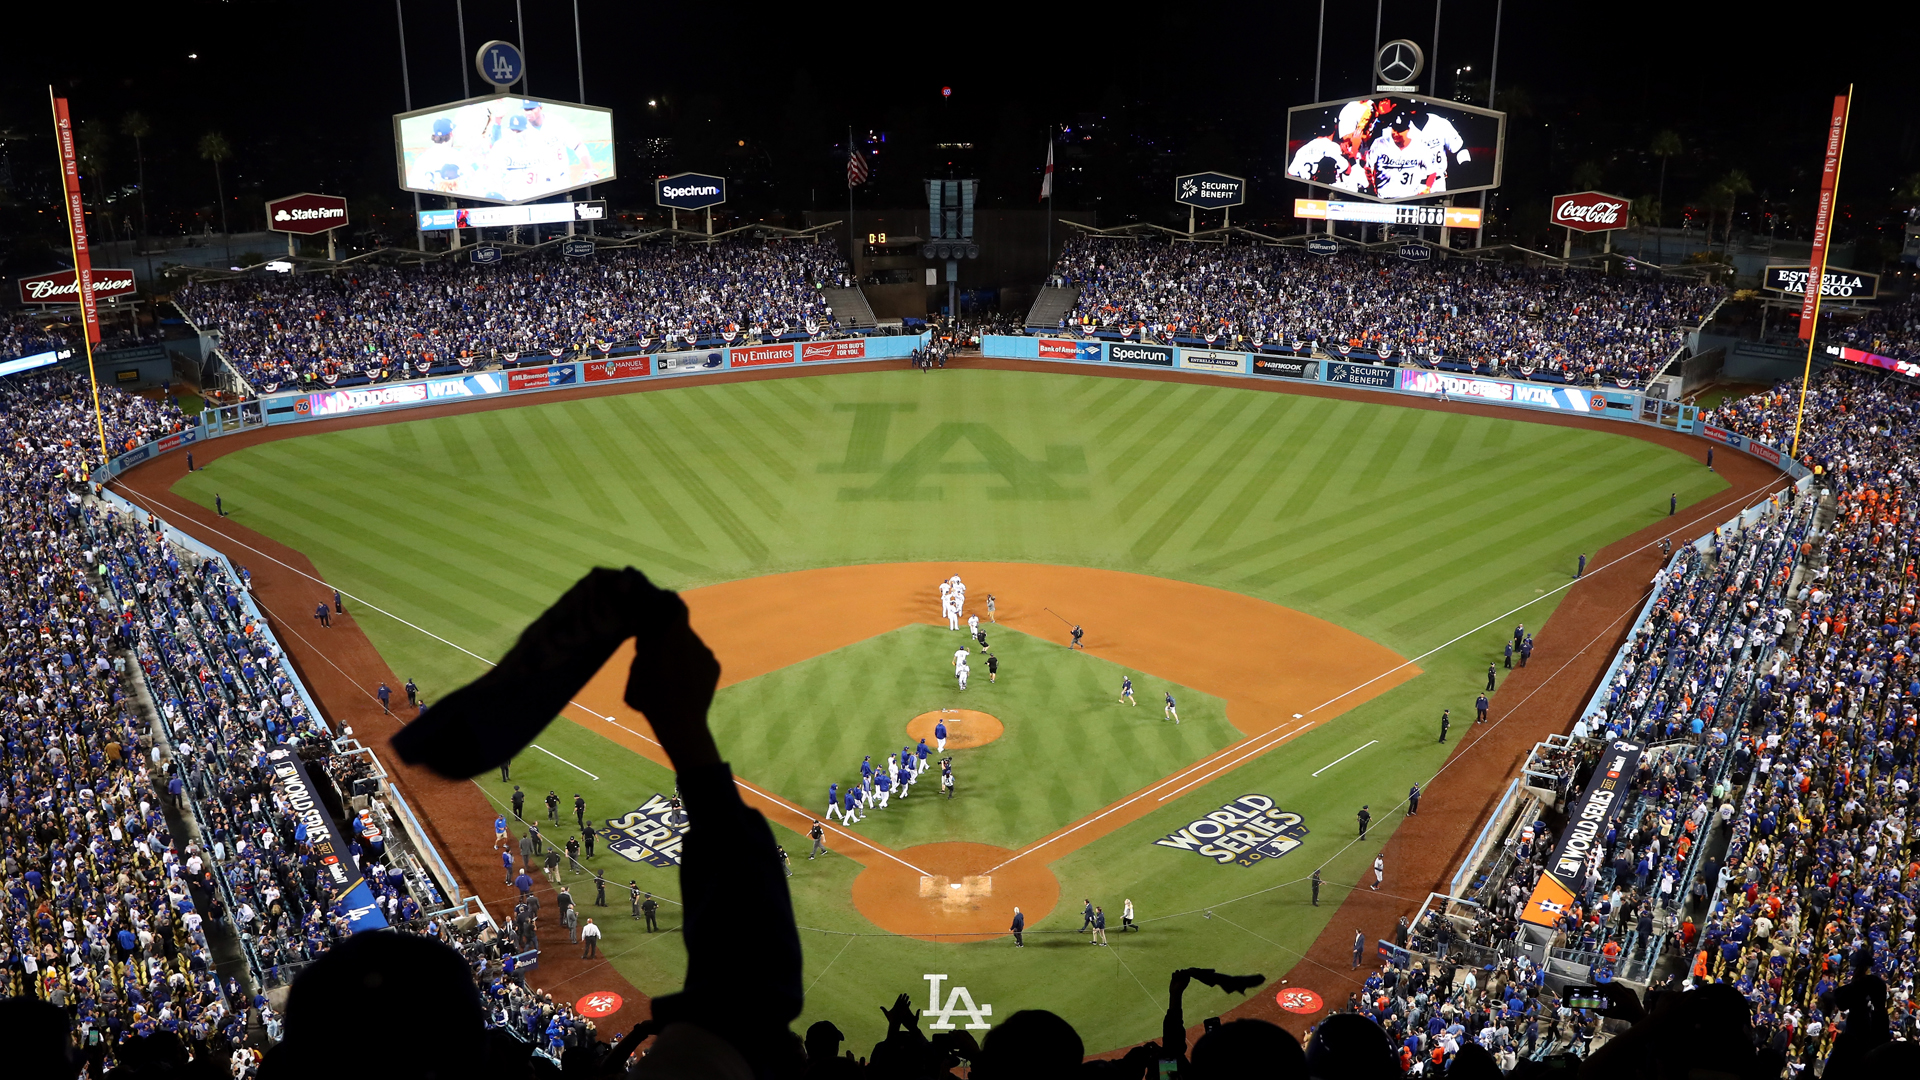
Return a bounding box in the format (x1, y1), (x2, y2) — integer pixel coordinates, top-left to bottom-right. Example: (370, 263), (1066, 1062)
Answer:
(820, 404), (1088, 501)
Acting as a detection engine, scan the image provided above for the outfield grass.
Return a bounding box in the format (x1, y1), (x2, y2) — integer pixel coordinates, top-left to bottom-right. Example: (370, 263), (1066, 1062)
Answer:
(176, 368), (1728, 1049)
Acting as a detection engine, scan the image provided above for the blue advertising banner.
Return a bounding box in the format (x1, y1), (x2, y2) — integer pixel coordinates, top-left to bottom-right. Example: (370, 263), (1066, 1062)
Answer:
(1107, 342), (1174, 367)
(1326, 361), (1397, 388)
(265, 748), (389, 932)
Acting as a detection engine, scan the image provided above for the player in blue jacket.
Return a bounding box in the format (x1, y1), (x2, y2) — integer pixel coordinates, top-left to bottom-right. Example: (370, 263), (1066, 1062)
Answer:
(826, 781), (842, 821)
(897, 762), (915, 797)
(915, 738), (932, 775)
(874, 770), (893, 809)
(1164, 692), (1179, 724)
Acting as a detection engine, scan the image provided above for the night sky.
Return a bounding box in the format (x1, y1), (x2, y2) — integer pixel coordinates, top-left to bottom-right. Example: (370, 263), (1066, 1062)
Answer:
(1, 1), (1906, 270)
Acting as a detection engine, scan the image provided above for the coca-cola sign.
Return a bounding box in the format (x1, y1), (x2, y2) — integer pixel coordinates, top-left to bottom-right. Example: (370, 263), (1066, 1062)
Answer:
(17, 268), (138, 305)
(1550, 191), (1630, 233)
(266, 192), (349, 235)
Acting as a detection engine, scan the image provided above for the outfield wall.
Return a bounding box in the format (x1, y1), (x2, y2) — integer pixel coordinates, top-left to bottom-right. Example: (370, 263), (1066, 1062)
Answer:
(94, 335), (930, 477)
(978, 335), (1809, 481)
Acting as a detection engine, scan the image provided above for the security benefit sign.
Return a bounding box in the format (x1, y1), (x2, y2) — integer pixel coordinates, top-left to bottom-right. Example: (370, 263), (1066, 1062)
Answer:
(1153, 794), (1308, 866)
(1519, 739), (1643, 926)
(602, 793), (690, 868)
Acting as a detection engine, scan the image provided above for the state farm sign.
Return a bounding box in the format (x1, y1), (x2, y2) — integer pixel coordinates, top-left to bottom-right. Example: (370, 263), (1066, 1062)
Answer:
(266, 192), (349, 235)
(18, 268), (138, 305)
(1550, 191), (1630, 233)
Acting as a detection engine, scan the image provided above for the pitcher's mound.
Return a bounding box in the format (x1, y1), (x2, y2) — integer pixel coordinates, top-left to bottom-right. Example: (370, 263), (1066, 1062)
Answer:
(907, 709), (1003, 749)
(851, 841), (1059, 941)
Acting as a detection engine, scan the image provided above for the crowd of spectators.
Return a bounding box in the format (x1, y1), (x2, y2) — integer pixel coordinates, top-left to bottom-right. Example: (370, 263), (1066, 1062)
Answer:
(1047, 236), (1724, 386)
(0, 368), (604, 1072)
(1830, 291), (1920, 365)
(173, 240), (853, 390)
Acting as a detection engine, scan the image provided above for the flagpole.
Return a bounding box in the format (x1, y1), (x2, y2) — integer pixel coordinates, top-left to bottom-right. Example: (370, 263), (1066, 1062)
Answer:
(847, 126), (856, 278)
(1044, 125), (1052, 274)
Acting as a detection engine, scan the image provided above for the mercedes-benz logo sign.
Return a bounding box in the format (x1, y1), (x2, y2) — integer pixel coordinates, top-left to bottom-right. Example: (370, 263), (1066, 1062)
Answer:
(1375, 39), (1424, 85)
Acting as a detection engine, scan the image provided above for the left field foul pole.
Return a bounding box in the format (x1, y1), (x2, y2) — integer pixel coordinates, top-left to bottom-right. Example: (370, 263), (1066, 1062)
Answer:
(50, 88), (111, 472)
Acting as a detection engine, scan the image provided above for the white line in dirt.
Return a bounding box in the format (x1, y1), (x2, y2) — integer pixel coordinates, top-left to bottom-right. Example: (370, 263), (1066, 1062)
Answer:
(1311, 740), (1378, 777)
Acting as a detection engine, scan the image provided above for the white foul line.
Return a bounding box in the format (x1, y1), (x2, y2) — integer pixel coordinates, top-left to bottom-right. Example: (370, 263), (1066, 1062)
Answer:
(1311, 740), (1378, 778)
(1155, 721), (1312, 803)
(984, 720), (1315, 874)
(566, 707), (930, 878)
(531, 742), (600, 780)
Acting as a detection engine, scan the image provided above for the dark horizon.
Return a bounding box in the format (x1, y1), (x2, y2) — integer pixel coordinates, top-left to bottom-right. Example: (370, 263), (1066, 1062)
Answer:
(1, 1), (1905, 274)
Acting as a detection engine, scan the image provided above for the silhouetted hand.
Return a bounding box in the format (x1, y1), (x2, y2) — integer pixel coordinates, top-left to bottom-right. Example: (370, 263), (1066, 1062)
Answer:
(880, 992), (918, 1034)
(624, 586), (721, 770)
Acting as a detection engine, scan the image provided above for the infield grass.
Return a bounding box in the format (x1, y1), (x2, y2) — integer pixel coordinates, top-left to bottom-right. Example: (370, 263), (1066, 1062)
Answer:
(175, 368), (1729, 1049)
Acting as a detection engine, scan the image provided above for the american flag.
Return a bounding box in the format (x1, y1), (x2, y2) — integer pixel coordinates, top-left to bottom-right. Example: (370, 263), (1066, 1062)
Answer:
(847, 147), (870, 186)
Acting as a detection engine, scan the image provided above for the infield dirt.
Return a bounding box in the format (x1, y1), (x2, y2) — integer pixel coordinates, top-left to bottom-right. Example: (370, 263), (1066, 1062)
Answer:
(115, 355), (1786, 1049)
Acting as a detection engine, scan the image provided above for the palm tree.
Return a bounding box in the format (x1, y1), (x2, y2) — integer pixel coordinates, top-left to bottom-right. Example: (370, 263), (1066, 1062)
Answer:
(1701, 181), (1733, 258)
(198, 131), (232, 262)
(76, 123), (112, 239)
(1649, 130), (1681, 264)
(1716, 169), (1752, 252)
(1630, 196), (1660, 259)
(120, 112), (152, 280)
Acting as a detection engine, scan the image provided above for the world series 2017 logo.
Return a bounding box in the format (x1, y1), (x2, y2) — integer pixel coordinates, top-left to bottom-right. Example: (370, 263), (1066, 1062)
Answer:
(1153, 794), (1308, 866)
(602, 794), (689, 868)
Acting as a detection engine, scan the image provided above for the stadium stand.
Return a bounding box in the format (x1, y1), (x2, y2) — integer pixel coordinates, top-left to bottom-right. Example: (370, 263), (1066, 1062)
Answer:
(1831, 291), (1920, 365)
(0, 369), (605, 1071)
(1039, 236), (1724, 387)
(171, 240), (857, 391)
(7, 321), (1918, 1076)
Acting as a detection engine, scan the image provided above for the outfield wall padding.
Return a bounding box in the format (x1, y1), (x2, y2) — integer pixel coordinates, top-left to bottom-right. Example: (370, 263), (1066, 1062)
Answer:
(977, 336), (1808, 481)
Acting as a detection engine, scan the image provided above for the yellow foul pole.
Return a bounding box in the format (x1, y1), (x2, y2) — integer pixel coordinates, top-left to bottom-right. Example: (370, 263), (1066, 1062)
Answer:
(1789, 86), (1853, 459)
(49, 88), (111, 473)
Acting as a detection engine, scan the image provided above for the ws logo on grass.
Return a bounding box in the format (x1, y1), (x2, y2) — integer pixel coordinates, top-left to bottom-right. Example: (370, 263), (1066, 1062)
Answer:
(602, 794), (690, 868)
(1154, 794), (1308, 867)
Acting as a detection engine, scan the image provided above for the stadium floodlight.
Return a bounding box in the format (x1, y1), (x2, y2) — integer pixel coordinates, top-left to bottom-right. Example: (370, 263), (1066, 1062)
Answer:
(1285, 93), (1504, 203)
(394, 94), (615, 206)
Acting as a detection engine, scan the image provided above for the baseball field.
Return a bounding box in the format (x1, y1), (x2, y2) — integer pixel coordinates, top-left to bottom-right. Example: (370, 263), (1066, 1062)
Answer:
(165, 366), (1726, 1051)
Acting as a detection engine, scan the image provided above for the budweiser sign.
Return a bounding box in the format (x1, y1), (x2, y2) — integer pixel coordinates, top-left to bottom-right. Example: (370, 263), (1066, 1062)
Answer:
(18, 268), (138, 305)
(1550, 191), (1630, 233)
(266, 192), (349, 235)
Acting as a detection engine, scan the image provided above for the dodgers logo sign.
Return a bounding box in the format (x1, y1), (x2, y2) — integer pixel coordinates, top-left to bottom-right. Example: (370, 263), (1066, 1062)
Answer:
(655, 172), (729, 211)
(1154, 794), (1308, 866)
(602, 794), (689, 867)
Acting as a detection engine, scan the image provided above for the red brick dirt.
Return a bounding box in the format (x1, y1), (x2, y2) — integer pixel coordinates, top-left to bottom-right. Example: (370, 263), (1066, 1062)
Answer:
(114, 354), (1787, 1054)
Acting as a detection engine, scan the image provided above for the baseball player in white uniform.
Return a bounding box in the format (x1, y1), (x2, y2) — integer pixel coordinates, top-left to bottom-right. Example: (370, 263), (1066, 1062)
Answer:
(953, 645), (969, 670)
(939, 580), (952, 620)
(967, 613), (980, 638)
(957, 659), (970, 690)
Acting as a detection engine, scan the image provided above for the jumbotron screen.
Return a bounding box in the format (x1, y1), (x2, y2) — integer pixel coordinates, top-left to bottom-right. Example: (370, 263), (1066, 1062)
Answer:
(1285, 94), (1504, 202)
(394, 95), (615, 205)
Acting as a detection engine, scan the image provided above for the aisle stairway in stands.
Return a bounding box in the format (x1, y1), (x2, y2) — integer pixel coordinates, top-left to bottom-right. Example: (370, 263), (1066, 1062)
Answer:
(822, 285), (877, 329)
(1025, 285), (1080, 330)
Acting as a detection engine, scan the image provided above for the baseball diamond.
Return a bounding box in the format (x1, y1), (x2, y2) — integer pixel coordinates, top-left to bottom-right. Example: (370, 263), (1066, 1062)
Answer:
(109, 361), (1760, 1055)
